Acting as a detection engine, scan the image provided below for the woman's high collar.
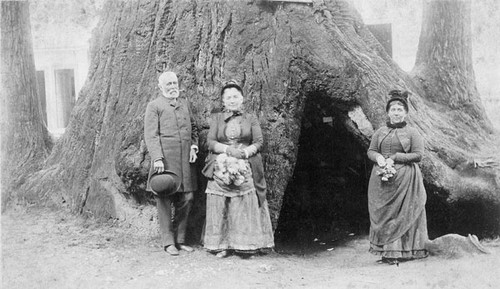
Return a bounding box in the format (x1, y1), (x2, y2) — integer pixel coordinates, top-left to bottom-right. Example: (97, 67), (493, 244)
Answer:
(386, 121), (407, 129)
(223, 109), (243, 121)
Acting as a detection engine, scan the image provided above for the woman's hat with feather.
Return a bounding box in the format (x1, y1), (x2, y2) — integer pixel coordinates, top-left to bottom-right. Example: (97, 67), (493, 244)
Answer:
(386, 90), (409, 112)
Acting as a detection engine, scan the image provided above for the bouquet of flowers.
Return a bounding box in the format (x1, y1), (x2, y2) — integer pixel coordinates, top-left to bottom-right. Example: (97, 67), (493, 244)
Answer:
(376, 159), (397, 182)
(213, 153), (249, 186)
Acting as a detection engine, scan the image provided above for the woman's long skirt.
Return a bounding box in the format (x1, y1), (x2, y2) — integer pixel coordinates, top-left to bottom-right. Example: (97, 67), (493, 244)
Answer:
(203, 189), (275, 252)
(368, 163), (429, 259)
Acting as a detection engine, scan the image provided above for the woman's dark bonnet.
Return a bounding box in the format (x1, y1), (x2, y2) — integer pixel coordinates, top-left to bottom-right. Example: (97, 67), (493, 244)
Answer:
(386, 90), (409, 112)
(221, 80), (243, 96)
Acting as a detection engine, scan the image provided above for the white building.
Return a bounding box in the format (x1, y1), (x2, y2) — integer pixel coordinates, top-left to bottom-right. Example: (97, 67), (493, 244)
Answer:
(34, 46), (89, 135)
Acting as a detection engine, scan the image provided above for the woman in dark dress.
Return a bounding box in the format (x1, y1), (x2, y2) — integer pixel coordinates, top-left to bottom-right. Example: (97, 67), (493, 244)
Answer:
(202, 80), (274, 258)
(367, 90), (429, 264)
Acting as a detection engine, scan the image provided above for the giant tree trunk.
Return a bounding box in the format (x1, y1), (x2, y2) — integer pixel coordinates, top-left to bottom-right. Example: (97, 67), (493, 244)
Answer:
(16, 0), (500, 240)
(1, 1), (51, 211)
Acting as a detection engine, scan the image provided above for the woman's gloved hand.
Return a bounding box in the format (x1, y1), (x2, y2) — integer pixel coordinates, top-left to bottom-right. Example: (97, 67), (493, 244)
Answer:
(226, 146), (245, 159)
(376, 155), (387, 167)
(243, 145), (258, 158)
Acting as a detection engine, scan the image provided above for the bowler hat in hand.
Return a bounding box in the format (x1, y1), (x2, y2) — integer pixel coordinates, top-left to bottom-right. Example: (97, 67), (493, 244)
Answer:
(150, 170), (181, 197)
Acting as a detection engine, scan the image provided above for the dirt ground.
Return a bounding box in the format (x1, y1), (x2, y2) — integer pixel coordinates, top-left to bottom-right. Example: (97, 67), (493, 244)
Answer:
(2, 207), (500, 289)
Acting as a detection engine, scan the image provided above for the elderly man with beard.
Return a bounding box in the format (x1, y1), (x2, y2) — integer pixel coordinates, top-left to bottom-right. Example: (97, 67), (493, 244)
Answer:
(144, 71), (199, 256)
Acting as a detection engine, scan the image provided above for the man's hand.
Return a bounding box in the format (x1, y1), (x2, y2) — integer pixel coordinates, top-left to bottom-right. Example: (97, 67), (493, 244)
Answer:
(376, 155), (386, 167)
(189, 147), (198, 163)
(154, 159), (165, 173)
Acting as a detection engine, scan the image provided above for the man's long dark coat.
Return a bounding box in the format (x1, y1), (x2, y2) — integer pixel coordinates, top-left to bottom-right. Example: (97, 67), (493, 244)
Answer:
(144, 96), (198, 192)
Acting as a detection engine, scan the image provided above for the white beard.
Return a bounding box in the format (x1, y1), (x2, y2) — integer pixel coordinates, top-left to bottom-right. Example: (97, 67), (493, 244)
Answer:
(164, 89), (179, 99)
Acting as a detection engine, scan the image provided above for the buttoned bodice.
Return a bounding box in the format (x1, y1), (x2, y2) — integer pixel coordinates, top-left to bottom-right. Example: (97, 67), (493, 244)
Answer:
(224, 116), (242, 145)
(380, 129), (405, 158)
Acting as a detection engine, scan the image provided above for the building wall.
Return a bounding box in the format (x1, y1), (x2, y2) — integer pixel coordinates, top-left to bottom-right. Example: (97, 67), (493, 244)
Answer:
(34, 47), (89, 134)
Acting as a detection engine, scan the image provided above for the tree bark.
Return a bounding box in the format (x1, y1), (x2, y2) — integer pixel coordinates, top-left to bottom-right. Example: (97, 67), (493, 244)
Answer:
(1, 1), (51, 211)
(16, 0), (500, 239)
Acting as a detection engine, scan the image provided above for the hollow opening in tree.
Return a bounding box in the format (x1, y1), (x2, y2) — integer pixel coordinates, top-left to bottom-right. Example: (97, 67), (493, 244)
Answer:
(275, 93), (370, 251)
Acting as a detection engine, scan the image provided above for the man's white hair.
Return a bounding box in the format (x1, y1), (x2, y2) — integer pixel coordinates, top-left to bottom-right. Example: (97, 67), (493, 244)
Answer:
(158, 71), (177, 86)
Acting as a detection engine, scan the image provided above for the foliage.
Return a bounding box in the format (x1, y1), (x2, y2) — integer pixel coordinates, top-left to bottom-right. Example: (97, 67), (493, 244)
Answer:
(29, 0), (105, 47)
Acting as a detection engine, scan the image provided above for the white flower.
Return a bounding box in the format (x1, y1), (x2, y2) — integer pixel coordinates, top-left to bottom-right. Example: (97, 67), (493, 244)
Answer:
(376, 162), (397, 182)
(213, 153), (248, 186)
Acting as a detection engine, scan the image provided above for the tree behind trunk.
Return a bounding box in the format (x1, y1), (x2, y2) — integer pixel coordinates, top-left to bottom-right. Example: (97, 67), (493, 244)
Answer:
(1, 0), (51, 211)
